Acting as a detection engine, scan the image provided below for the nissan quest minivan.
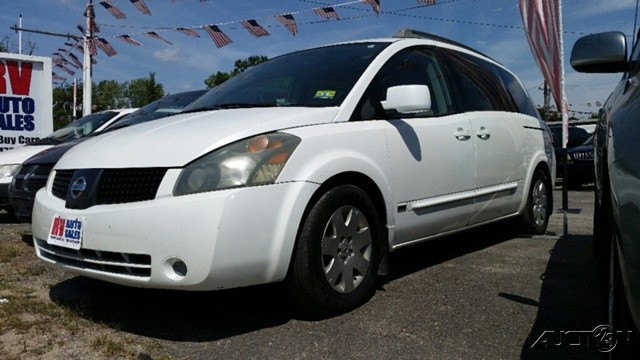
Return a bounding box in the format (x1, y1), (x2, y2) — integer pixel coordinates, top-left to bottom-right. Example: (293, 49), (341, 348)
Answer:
(31, 29), (555, 315)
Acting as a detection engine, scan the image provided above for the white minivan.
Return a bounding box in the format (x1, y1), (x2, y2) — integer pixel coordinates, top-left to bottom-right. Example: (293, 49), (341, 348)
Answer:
(32, 29), (555, 315)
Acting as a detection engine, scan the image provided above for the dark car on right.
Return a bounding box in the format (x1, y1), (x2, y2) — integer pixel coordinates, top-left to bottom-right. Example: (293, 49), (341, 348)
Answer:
(548, 123), (595, 188)
(572, 31), (640, 355)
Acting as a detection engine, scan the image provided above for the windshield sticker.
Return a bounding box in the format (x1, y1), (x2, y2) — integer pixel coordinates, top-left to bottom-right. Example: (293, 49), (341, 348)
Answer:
(314, 90), (336, 100)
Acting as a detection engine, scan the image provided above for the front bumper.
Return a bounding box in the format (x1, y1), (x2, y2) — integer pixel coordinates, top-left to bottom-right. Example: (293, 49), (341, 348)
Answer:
(32, 180), (319, 290)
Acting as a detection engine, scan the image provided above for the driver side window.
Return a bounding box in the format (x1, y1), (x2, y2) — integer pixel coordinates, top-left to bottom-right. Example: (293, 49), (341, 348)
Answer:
(352, 47), (452, 120)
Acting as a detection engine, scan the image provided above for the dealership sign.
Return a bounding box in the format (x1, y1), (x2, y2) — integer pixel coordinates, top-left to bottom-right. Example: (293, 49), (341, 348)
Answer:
(0, 53), (53, 152)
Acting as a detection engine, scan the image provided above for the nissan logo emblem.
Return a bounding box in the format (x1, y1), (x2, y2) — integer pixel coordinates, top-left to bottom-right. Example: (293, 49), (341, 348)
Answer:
(70, 176), (87, 199)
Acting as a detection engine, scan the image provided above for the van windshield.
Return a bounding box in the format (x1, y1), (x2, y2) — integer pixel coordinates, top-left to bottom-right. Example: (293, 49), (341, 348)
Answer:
(182, 42), (390, 112)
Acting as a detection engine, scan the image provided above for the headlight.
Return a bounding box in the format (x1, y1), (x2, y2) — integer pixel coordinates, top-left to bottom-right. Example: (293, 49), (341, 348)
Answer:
(173, 133), (301, 196)
(0, 164), (20, 179)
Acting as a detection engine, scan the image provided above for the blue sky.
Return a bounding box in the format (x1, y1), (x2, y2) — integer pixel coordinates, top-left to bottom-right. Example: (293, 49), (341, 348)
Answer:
(1, 0), (637, 116)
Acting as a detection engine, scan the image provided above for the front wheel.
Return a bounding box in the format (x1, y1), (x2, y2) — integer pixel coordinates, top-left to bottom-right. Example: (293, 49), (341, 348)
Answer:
(286, 185), (382, 316)
(519, 169), (552, 235)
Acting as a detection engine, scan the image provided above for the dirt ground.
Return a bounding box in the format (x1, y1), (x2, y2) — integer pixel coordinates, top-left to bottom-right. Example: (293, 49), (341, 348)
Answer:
(0, 210), (172, 359)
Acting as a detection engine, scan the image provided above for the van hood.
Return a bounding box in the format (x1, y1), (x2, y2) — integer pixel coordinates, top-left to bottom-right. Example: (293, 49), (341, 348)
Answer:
(57, 107), (339, 169)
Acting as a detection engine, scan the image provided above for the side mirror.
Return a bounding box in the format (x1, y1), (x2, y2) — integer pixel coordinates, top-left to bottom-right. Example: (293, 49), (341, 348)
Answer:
(571, 31), (628, 73)
(380, 85), (431, 114)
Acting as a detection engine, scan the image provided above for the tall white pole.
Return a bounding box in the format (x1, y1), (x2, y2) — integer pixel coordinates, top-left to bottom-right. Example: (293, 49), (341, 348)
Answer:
(82, 2), (92, 116)
(18, 15), (22, 55)
(558, 0), (569, 237)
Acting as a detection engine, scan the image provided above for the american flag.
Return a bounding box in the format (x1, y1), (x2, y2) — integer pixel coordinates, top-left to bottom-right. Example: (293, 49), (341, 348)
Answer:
(175, 27), (201, 38)
(203, 25), (232, 48)
(117, 34), (143, 46)
(362, 0), (380, 15)
(314, 7), (340, 20)
(275, 14), (298, 36)
(130, 0), (151, 15)
(67, 52), (84, 69)
(417, 0), (436, 5)
(519, 0), (568, 146)
(96, 38), (118, 57)
(144, 32), (173, 45)
(100, 0), (127, 19)
(240, 19), (270, 37)
(87, 38), (97, 56)
(55, 63), (76, 76)
(52, 73), (66, 82)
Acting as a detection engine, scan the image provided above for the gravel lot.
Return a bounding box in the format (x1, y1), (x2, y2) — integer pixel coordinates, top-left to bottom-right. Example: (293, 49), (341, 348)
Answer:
(0, 187), (618, 359)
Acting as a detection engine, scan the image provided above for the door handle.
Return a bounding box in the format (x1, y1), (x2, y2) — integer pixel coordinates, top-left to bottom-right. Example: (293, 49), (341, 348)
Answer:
(454, 128), (471, 141)
(476, 126), (491, 140)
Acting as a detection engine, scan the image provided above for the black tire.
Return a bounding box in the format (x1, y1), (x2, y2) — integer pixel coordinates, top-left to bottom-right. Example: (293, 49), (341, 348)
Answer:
(520, 168), (552, 235)
(287, 185), (382, 316)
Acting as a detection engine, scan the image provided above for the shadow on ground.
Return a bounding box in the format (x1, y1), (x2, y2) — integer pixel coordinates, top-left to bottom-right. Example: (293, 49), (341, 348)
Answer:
(521, 234), (609, 359)
(48, 220), (518, 342)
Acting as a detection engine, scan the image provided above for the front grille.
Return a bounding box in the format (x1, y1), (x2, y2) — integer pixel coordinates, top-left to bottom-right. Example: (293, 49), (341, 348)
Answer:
(12, 164), (54, 193)
(52, 170), (74, 199)
(36, 238), (151, 277)
(571, 151), (594, 161)
(96, 168), (167, 205)
(51, 168), (167, 206)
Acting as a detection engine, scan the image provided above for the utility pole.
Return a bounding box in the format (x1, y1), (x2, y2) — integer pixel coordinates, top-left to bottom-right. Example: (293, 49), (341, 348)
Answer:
(83, 0), (94, 116)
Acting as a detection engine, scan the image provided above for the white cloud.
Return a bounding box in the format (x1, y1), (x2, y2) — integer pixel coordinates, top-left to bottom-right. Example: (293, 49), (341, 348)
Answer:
(153, 48), (187, 62)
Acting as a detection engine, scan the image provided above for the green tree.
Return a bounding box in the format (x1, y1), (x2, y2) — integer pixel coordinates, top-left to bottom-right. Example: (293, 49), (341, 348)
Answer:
(204, 71), (231, 88)
(94, 80), (128, 110)
(231, 55), (268, 75)
(204, 55), (268, 89)
(127, 72), (164, 107)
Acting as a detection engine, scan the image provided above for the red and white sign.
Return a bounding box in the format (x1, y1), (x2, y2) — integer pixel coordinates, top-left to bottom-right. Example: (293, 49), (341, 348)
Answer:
(0, 53), (53, 151)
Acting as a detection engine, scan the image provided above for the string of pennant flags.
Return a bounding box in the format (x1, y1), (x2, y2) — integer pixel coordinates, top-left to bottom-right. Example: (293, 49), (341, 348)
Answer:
(51, 0), (439, 82)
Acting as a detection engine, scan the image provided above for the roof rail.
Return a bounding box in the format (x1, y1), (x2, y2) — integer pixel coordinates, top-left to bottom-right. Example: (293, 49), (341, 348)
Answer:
(393, 28), (495, 62)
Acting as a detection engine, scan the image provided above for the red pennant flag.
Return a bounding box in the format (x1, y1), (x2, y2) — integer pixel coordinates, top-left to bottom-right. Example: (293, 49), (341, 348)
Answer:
(175, 27), (201, 38)
(144, 32), (173, 45)
(117, 34), (143, 46)
(203, 25), (233, 48)
(100, 0), (127, 19)
(275, 14), (298, 36)
(240, 19), (270, 37)
(314, 7), (340, 20)
(130, 0), (151, 15)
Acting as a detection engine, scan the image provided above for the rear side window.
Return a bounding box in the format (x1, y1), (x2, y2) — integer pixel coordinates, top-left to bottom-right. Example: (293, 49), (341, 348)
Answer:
(493, 66), (540, 118)
(440, 49), (516, 113)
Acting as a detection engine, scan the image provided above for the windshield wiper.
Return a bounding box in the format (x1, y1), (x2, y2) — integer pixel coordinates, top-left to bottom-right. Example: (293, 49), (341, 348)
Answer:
(28, 138), (62, 146)
(181, 103), (275, 114)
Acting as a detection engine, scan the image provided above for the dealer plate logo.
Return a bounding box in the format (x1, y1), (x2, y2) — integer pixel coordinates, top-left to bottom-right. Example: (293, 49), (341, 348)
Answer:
(70, 176), (87, 199)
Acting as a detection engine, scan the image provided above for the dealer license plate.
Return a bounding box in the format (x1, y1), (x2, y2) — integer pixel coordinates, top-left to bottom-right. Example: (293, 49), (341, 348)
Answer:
(47, 215), (84, 250)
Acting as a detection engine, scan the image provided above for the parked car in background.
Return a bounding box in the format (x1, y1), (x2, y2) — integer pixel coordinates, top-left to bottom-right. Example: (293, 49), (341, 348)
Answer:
(0, 108), (136, 214)
(572, 30), (640, 355)
(8, 90), (206, 222)
(31, 29), (554, 316)
(548, 123), (595, 188)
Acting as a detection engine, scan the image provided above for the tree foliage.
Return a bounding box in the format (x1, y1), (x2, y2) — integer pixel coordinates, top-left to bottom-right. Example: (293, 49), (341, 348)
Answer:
(204, 55), (268, 88)
(126, 72), (164, 107)
(52, 73), (164, 129)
